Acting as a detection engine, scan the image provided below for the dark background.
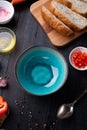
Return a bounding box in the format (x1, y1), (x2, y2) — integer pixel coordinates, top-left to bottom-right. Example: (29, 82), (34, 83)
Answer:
(0, 0), (87, 129)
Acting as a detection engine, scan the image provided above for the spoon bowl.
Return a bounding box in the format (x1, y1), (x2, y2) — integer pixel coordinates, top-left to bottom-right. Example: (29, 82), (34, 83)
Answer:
(57, 103), (74, 119)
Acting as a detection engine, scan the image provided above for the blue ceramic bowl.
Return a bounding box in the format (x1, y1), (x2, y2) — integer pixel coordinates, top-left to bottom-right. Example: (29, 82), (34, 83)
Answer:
(15, 46), (68, 96)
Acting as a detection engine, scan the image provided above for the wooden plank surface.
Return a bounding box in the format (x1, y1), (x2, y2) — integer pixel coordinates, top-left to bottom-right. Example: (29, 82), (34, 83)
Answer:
(30, 0), (87, 46)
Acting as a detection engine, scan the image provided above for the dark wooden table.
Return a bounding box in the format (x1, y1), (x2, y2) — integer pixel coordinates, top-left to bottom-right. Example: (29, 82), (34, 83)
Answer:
(0, 0), (87, 130)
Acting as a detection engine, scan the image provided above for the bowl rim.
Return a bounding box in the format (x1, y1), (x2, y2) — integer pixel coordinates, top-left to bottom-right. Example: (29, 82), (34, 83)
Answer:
(0, 0), (14, 24)
(15, 45), (68, 96)
(69, 46), (87, 71)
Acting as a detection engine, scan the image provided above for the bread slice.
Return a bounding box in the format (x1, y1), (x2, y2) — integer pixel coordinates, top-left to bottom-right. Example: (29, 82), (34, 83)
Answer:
(56, 0), (87, 17)
(41, 6), (73, 36)
(49, 0), (87, 31)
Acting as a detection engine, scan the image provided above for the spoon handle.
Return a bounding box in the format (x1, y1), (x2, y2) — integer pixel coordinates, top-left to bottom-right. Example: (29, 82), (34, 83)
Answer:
(72, 89), (87, 105)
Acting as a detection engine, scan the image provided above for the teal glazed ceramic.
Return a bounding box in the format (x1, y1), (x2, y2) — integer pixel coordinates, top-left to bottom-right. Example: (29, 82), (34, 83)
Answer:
(15, 46), (68, 96)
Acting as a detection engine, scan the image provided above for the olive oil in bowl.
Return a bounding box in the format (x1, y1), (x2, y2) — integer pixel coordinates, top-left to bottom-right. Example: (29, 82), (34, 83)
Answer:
(0, 27), (16, 53)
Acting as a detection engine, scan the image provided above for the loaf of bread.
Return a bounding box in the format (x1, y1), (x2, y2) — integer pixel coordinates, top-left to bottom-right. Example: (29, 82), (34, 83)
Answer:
(56, 0), (87, 17)
(41, 6), (73, 36)
(49, 0), (87, 31)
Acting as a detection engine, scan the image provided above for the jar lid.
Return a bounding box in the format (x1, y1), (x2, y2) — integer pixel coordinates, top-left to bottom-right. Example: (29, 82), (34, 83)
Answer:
(0, 27), (16, 53)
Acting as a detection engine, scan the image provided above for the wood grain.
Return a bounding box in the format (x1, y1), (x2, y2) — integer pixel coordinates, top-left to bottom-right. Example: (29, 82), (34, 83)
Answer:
(30, 0), (87, 46)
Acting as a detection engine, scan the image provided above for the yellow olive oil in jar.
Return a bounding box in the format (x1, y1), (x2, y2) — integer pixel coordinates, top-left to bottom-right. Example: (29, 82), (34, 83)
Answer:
(0, 27), (16, 53)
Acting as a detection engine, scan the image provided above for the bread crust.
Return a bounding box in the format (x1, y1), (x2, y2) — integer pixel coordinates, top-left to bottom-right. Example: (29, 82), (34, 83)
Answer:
(41, 6), (73, 36)
(49, 1), (87, 31)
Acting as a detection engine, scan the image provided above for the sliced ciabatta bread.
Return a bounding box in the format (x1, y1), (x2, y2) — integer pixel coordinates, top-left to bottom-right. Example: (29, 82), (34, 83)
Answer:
(41, 6), (73, 36)
(56, 0), (87, 17)
(49, 0), (87, 31)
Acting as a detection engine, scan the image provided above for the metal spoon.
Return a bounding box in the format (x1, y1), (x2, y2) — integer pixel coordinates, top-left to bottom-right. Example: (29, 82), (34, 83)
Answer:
(57, 89), (87, 119)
